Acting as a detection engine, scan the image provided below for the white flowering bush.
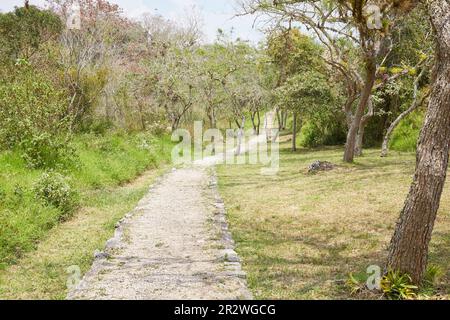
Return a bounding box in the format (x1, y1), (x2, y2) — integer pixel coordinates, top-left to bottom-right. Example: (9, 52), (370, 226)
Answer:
(33, 172), (79, 220)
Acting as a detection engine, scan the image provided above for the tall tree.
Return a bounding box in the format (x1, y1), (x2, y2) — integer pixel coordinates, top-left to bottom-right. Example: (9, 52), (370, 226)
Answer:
(241, 0), (418, 162)
(275, 71), (334, 151)
(387, 0), (450, 285)
(267, 28), (324, 149)
(0, 5), (62, 62)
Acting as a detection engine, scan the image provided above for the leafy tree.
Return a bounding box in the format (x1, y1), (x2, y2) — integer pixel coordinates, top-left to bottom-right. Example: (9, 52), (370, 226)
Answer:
(267, 28), (329, 149)
(0, 62), (72, 168)
(242, 0), (420, 162)
(376, 5), (433, 156)
(0, 5), (62, 63)
(275, 71), (334, 150)
(154, 47), (199, 132)
(386, 0), (450, 286)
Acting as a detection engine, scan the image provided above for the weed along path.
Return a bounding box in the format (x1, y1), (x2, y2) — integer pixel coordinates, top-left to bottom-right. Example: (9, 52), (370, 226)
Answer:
(68, 166), (252, 300)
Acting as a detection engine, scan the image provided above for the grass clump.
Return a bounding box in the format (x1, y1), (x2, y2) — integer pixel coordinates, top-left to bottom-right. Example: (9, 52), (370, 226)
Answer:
(381, 271), (418, 300)
(33, 171), (79, 221)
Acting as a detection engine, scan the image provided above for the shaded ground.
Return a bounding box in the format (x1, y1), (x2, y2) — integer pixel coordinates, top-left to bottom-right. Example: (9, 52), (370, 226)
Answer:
(217, 143), (450, 299)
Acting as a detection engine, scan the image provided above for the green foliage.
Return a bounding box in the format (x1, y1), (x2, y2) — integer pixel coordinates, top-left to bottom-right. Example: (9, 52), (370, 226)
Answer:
(33, 172), (79, 220)
(381, 271), (418, 300)
(275, 71), (333, 113)
(0, 64), (73, 168)
(267, 28), (323, 78)
(346, 272), (367, 295)
(0, 5), (62, 62)
(300, 120), (347, 148)
(70, 67), (111, 129)
(390, 111), (424, 152)
(0, 133), (172, 266)
(423, 265), (444, 290)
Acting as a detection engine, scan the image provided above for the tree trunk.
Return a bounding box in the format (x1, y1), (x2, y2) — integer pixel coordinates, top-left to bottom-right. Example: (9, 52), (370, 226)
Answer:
(387, 0), (450, 285)
(355, 99), (374, 157)
(209, 109), (216, 155)
(343, 60), (377, 163)
(292, 112), (297, 152)
(256, 110), (261, 136)
(276, 108), (282, 130)
(354, 126), (365, 157)
(250, 111), (261, 136)
(283, 111), (288, 130)
(235, 116), (246, 156)
(343, 91), (358, 129)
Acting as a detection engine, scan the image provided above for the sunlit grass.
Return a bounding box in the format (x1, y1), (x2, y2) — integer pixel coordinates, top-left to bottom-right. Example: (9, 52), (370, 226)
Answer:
(217, 141), (450, 299)
(0, 132), (172, 299)
(0, 168), (168, 299)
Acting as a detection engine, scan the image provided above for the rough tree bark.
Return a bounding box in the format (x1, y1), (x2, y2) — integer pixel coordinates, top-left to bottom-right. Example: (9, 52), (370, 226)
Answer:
(355, 98), (374, 157)
(387, 0), (450, 285)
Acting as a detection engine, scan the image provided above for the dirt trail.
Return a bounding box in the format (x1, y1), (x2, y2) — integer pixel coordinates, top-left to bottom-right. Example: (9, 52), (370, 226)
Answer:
(68, 167), (252, 300)
(68, 113), (278, 300)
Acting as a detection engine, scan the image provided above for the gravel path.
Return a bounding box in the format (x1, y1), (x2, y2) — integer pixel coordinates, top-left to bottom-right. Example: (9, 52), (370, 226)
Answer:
(67, 166), (252, 300)
(68, 113), (279, 300)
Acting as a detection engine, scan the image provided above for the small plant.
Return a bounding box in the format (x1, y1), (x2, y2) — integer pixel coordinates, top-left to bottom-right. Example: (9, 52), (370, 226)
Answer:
(33, 171), (79, 220)
(381, 270), (418, 300)
(419, 264), (444, 297)
(346, 273), (366, 295)
(13, 184), (24, 198)
(424, 264), (444, 287)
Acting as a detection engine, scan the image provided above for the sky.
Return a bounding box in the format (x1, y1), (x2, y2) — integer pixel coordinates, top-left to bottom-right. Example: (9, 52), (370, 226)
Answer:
(0, 0), (265, 44)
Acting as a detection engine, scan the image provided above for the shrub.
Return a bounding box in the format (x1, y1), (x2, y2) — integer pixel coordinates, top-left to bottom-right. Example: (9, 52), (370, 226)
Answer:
(33, 172), (79, 220)
(0, 63), (73, 168)
(300, 120), (347, 148)
(390, 111), (425, 152)
(0, 186), (5, 202)
(346, 273), (367, 295)
(423, 264), (444, 287)
(381, 270), (418, 300)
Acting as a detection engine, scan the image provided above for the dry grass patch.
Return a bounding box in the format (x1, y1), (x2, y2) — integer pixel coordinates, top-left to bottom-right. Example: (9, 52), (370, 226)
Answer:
(217, 143), (450, 299)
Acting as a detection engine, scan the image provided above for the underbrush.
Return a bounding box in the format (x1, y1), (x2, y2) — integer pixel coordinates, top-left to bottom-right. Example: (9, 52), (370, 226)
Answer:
(390, 111), (425, 152)
(0, 132), (172, 268)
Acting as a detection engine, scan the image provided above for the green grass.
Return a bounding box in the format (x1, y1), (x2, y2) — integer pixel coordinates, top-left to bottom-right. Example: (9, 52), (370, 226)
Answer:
(390, 111), (425, 152)
(217, 142), (450, 299)
(0, 132), (172, 270)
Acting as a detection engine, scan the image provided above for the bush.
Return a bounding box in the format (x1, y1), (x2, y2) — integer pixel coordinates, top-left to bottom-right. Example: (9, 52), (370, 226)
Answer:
(0, 63), (73, 168)
(390, 111), (424, 152)
(300, 120), (347, 148)
(33, 172), (79, 220)
(381, 270), (418, 300)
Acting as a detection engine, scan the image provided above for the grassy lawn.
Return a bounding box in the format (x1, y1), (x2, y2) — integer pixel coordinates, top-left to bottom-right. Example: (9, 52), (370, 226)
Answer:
(0, 133), (172, 299)
(217, 141), (450, 299)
